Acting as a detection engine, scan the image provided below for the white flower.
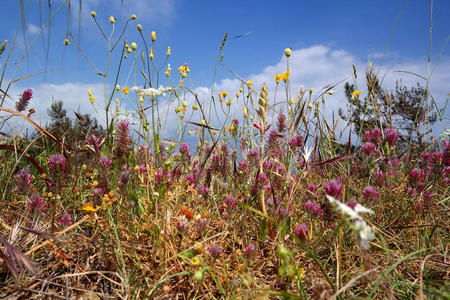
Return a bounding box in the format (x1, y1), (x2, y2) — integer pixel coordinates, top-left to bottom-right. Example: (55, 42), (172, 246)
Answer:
(133, 85), (169, 98)
(326, 195), (375, 249)
(302, 144), (314, 162)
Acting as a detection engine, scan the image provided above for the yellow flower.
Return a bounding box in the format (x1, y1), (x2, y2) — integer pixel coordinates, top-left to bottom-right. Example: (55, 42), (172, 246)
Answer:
(131, 42), (137, 50)
(149, 48), (154, 59)
(175, 106), (181, 113)
(137, 24), (142, 31)
(281, 70), (290, 82)
(236, 90), (240, 98)
(109, 16), (115, 24)
(88, 88), (92, 96)
(191, 257), (200, 266)
(131, 14), (137, 20)
(151, 31), (156, 42)
(351, 90), (361, 97)
(64, 38), (69, 46)
(90, 11), (96, 17)
(201, 119), (206, 126)
(192, 104), (198, 110)
(188, 130), (192, 135)
(212, 130), (217, 135)
(182, 100), (187, 107)
(178, 65), (185, 73)
(89, 97), (96, 103)
(328, 90), (334, 95)
(243, 106), (248, 118)
(167, 46), (171, 56)
(246, 80), (253, 88)
(226, 126), (235, 131)
(82, 203), (96, 212)
(309, 88), (313, 94)
(226, 98), (232, 106)
(296, 266), (306, 279)
(284, 48), (292, 57)
(122, 87), (130, 95)
(275, 73), (281, 84)
(290, 97), (295, 104)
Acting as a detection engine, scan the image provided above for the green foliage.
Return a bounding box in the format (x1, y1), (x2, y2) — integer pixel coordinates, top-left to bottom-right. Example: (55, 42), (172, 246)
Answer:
(339, 70), (437, 152)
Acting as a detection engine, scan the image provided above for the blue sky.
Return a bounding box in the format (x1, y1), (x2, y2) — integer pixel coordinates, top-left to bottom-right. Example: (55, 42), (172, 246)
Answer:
(1, 0), (449, 138)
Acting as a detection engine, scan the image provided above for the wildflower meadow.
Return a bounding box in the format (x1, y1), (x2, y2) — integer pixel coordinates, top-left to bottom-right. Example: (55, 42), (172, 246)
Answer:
(0, 1), (449, 299)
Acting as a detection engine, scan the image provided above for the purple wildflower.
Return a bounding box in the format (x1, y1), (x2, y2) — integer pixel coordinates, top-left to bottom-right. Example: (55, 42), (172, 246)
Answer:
(277, 113), (287, 133)
(115, 120), (131, 157)
(294, 224), (308, 240)
(224, 195), (237, 210)
(245, 243), (256, 258)
(384, 127), (399, 146)
(324, 178), (343, 200)
(86, 135), (101, 150)
(15, 168), (32, 195)
(208, 244), (222, 259)
(362, 185), (378, 202)
(27, 194), (46, 212)
(361, 142), (376, 156)
(58, 213), (73, 226)
(15, 88), (33, 112)
(99, 156), (112, 168)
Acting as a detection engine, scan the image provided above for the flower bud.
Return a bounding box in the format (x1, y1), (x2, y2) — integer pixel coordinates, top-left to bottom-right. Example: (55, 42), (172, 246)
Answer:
(137, 24), (142, 31)
(109, 16), (115, 24)
(284, 48), (292, 57)
(90, 11), (96, 17)
(131, 42), (137, 50)
(131, 14), (137, 20)
(151, 31), (156, 42)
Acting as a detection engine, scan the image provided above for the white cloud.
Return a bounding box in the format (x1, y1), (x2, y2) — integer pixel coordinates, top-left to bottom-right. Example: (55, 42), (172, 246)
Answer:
(26, 24), (40, 36)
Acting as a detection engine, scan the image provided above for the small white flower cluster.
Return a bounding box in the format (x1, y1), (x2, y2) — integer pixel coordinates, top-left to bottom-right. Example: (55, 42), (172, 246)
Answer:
(326, 195), (375, 249)
(440, 128), (450, 138)
(132, 86), (169, 98)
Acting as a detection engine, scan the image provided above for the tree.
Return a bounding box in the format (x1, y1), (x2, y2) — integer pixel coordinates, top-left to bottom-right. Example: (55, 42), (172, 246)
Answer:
(32, 100), (105, 147)
(339, 67), (436, 152)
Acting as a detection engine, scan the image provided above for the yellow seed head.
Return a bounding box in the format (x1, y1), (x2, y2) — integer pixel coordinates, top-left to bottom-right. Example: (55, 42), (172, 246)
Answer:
(109, 16), (115, 24)
(309, 88), (313, 94)
(90, 11), (96, 17)
(307, 102), (313, 109)
(246, 80), (253, 88)
(64, 38), (69, 46)
(151, 31), (156, 42)
(88, 88), (92, 96)
(149, 48), (154, 59)
(167, 46), (171, 56)
(192, 104), (198, 110)
(131, 42), (137, 50)
(115, 84), (120, 91)
(137, 24), (142, 31)
(175, 106), (181, 113)
(328, 90), (334, 95)
(131, 14), (137, 20)
(89, 97), (96, 103)
(284, 48), (292, 57)
(127, 48), (132, 53)
(212, 130), (217, 135)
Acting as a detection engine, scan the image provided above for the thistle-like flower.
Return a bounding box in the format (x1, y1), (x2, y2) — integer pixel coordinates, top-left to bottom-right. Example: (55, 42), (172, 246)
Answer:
(15, 88), (33, 112)
(115, 120), (131, 157)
